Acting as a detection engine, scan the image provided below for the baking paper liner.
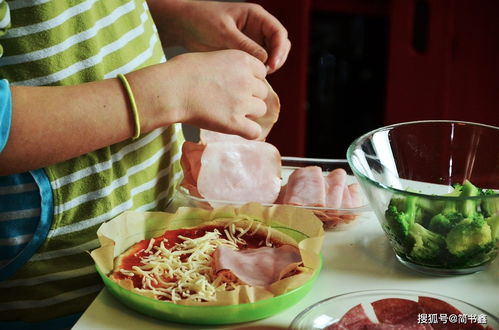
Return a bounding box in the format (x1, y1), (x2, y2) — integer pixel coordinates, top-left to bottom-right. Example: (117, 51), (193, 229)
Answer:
(90, 202), (324, 306)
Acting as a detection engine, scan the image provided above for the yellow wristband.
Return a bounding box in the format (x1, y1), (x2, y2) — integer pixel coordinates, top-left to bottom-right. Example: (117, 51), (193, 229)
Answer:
(117, 73), (141, 140)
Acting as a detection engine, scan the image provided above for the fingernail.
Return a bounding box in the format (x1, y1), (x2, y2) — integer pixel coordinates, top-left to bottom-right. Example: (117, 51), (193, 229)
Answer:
(256, 48), (268, 62)
(274, 56), (282, 68)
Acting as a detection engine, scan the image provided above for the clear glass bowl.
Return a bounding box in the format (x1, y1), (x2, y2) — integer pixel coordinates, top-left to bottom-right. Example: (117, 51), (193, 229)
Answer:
(174, 157), (372, 231)
(290, 289), (499, 329)
(347, 120), (499, 275)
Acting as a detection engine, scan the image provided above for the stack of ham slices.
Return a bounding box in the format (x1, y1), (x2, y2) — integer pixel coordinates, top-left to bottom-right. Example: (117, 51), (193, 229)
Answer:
(180, 132), (364, 228)
(180, 81), (364, 228)
(328, 296), (492, 329)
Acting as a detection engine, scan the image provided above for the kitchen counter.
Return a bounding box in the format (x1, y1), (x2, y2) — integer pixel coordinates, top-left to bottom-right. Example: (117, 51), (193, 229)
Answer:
(72, 211), (499, 330)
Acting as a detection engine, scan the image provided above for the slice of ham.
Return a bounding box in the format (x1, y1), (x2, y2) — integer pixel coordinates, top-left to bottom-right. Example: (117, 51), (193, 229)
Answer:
(199, 130), (247, 144)
(282, 166), (326, 206)
(325, 168), (348, 208)
(212, 245), (302, 287)
(343, 183), (363, 208)
(257, 79), (280, 140)
(180, 141), (205, 197)
(280, 166), (363, 210)
(196, 140), (281, 207)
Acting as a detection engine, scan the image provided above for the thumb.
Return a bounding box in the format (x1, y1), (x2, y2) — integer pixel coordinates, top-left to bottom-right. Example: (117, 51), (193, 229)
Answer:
(230, 32), (268, 64)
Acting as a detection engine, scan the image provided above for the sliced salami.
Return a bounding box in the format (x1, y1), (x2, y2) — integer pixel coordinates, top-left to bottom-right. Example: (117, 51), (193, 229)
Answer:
(327, 304), (374, 330)
(418, 297), (486, 330)
(363, 323), (433, 329)
(324, 296), (489, 330)
(371, 298), (423, 325)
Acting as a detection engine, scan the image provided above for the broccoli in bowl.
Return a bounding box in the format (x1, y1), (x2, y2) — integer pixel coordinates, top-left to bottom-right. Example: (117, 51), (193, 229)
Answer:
(383, 180), (499, 269)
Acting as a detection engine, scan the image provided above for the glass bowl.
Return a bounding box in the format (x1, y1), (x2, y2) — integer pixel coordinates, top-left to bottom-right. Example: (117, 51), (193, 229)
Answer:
(290, 289), (499, 329)
(347, 120), (499, 275)
(174, 157), (372, 231)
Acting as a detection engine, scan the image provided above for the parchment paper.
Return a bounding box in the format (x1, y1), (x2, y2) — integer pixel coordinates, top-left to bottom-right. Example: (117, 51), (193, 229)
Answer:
(90, 202), (324, 305)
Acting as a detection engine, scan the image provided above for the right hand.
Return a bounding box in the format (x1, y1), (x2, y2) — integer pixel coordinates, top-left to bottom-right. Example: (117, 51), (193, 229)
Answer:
(139, 49), (269, 140)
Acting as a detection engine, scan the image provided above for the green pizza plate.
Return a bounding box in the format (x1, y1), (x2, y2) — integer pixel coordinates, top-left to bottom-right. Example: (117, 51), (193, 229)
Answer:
(95, 255), (322, 325)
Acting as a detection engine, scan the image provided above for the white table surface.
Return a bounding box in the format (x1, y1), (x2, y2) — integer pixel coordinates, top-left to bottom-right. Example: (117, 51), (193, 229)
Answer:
(72, 211), (499, 330)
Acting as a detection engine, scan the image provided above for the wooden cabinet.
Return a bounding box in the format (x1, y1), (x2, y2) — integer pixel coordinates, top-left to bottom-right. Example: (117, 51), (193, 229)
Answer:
(252, 0), (499, 157)
(386, 0), (499, 126)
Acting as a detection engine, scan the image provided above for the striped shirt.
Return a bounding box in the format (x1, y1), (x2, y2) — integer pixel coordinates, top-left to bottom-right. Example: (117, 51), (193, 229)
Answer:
(0, 0), (184, 328)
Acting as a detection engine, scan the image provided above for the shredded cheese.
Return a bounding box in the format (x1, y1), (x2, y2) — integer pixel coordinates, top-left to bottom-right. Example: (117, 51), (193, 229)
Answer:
(116, 219), (275, 304)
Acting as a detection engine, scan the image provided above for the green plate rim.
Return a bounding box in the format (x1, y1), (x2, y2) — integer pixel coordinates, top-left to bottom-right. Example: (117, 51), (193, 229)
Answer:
(95, 254), (323, 324)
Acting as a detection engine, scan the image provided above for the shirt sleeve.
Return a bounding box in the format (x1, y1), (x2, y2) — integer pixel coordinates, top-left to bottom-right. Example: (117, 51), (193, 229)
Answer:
(0, 79), (11, 152)
(0, 1), (12, 152)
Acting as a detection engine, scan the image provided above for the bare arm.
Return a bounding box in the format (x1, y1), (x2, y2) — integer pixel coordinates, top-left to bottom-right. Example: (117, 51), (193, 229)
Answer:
(0, 77), (160, 175)
(0, 50), (267, 175)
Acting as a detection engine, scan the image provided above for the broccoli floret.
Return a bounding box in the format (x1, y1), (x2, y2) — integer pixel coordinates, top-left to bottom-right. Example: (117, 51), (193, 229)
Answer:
(451, 183), (463, 192)
(445, 217), (493, 258)
(458, 180), (480, 218)
(428, 212), (463, 234)
(426, 185), (465, 234)
(384, 181), (497, 268)
(487, 214), (499, 240)
(385, 195), (418, 240)
(481, 189), (499, 218)
(407, 223), (446, 261)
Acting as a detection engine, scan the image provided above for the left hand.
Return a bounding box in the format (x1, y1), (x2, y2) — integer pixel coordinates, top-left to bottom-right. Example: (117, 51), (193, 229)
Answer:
(148, 0), (291, 74)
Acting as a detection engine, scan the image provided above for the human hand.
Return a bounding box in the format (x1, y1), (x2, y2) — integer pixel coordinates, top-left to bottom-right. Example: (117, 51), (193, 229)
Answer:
(149, 0), (291, 74)
(133, 49), (268, 140)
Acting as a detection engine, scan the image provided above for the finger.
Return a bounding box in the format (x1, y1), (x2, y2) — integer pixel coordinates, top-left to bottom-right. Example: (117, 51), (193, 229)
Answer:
(258, 15), (290, 73)
(251, 78), (269, 100)
(245, 97), (267, 119)
(230, 31), (269, 65)
(243, 52), (267, 80)
(239, 118), (263, 140)
(267, 38), (291, 74)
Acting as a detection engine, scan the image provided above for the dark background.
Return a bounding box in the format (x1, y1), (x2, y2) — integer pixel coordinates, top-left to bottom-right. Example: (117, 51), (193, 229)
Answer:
(251, 0), (499, 159)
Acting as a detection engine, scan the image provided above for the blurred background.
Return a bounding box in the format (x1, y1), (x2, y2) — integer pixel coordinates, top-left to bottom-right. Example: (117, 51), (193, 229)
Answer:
(172, 0), (499, 159)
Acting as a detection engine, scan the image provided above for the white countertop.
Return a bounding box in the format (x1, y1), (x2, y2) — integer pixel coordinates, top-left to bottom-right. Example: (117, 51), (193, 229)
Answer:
(72, 212), (499, 330)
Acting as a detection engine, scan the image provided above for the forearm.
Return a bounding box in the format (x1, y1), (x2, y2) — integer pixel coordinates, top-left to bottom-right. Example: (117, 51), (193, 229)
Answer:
(0, 49), (272, 175)
(0, 71), (173, 175)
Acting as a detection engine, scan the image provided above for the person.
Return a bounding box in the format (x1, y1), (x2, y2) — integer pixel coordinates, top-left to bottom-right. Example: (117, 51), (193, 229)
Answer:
(0, 0), (290, 328)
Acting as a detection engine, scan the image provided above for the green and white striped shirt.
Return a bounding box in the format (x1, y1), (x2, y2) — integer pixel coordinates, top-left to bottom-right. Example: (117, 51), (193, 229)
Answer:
(0, 0), (184, 327)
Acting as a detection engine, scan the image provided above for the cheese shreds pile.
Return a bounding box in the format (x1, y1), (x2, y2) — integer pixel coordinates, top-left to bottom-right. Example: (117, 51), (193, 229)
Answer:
(119, 220), (270, 303)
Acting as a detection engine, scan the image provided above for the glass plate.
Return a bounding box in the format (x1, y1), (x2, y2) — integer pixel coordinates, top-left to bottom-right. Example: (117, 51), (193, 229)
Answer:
(290, 289), (499, 329)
